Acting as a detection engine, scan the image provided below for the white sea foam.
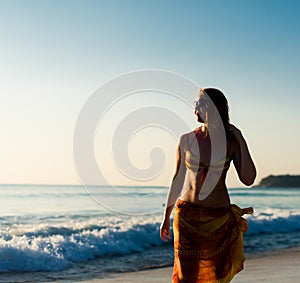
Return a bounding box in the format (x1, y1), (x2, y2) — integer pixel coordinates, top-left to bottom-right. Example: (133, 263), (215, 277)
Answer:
(0, 214), (164, 272)
(0, 209), (300, 272)
(247, 209), (300, 235)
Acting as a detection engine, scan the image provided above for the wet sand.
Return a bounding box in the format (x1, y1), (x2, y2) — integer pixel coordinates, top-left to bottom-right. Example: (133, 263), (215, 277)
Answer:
(59, 246), (300, 283)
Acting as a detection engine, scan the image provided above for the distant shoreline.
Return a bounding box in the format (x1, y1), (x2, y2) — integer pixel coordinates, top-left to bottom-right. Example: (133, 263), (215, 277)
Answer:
(255, 174), (300, 188)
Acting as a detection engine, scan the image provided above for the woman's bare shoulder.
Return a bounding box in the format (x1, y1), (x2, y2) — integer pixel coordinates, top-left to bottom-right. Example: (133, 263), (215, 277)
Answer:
(179, 128), (200, 146)
(228, 136), (239, 157)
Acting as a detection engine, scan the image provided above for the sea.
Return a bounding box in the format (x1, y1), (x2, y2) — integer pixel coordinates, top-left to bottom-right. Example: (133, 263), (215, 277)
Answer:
(0, 184), (300, 282)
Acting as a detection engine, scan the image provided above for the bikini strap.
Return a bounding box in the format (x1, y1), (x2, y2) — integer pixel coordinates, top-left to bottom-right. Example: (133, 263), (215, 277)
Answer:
(186, 132), (190, 150)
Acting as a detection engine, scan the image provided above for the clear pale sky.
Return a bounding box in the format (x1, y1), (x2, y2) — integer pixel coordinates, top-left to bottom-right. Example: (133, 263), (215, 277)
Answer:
(0, 0), (299, 188)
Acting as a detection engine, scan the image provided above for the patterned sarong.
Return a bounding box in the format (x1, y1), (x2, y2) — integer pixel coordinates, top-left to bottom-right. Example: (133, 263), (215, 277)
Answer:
(172, 200), (253, 283)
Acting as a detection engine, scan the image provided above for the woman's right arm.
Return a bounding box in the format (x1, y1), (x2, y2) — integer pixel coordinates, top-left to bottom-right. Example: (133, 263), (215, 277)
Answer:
(230, 124), (256, 186)
(160, 135), (187, 242)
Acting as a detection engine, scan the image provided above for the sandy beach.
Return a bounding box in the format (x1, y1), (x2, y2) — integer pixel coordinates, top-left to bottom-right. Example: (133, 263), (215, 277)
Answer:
(55, 246), (300, 283)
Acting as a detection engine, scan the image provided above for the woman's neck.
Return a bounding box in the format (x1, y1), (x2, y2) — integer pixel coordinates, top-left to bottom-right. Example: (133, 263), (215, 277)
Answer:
(201, 123), (226, 137)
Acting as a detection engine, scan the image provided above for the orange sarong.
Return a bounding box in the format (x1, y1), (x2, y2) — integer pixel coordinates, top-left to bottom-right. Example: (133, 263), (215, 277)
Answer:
(172, 200), (253, 283)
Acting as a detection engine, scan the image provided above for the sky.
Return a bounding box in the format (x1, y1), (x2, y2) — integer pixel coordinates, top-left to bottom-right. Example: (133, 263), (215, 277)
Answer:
(0, 0), (299, 188)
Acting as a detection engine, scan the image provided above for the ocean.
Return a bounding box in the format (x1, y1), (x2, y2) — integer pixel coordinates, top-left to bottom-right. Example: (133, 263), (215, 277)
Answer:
(0, 184), (300, 282)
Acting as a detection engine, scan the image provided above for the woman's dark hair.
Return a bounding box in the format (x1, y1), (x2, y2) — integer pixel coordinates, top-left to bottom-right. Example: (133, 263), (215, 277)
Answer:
(202, 88), (230, 135)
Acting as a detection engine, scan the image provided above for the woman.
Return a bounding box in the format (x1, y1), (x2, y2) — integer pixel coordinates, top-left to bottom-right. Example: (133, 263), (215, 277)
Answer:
(160, 88), (256, 283)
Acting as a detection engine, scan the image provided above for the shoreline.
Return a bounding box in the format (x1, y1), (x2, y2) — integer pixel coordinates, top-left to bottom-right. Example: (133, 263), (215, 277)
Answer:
(51, 245), (300, 283)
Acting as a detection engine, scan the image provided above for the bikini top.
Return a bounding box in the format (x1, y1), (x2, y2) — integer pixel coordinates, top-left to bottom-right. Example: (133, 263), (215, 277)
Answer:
(184, 130), (232, 182)
(185, 150), (231, 172)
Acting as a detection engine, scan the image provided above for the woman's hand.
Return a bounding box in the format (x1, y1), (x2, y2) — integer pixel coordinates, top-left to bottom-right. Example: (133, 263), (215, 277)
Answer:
(160, 218), (171, 242)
